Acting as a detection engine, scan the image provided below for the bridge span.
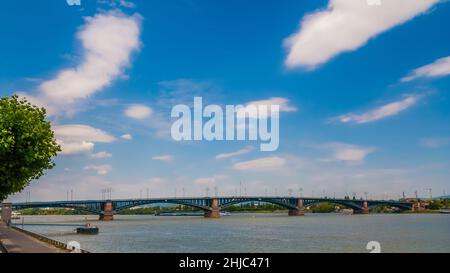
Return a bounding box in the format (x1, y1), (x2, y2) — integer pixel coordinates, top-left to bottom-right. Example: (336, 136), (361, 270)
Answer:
(2, 197), (413, 221)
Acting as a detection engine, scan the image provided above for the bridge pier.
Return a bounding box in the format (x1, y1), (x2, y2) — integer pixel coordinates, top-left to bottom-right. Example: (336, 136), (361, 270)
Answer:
(354, 201), (369, 214)
(99, 201), (114, 221)
(1, 203), (12, 225)
(412, 202), (427, 211)
(204, 198), (220, 218)
(288, 198), (305, 216)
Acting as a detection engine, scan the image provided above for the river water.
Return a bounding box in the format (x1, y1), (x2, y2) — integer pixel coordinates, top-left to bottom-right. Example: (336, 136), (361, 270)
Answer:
(12, 213), (450, 253)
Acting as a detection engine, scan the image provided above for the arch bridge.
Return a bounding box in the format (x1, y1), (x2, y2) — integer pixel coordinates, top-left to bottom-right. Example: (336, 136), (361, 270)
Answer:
(3, 197), (413, 221)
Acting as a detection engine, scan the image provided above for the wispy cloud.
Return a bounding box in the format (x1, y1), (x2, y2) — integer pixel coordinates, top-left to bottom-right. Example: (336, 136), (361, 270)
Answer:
(158, 80), (296, 118)
(120, 134), (133, 140)
(157, 79), (221, 107)
(238, 97), (297, 119)
(284, 0), (438, 69)
(333, 94), (421, 124)
(84, 164), (112, 175)
(244, 97), (297, 113)
(152, 155), (175, 162)
(124, 104), (153, 120)
(98, 0), (136, 9)
(216, 146), (254, 160)
(19, 11), (142, 116)
(91, 151), (112, 159)
(420, 137), (450, 148)
(323, 142), (375, 163)
(233, 156), (287, 171)
(194, 175), (227, 187)
(402, 56), (450, 82)
(137, 79), (222, 139)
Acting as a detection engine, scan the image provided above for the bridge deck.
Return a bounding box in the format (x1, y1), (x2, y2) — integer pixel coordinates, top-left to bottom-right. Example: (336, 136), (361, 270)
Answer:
(9, 197), (412, 215)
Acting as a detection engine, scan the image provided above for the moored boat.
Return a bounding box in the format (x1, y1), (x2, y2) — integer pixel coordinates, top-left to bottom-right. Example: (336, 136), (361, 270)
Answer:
(76, 223), (99, 234)
(11, 212), (21, 220)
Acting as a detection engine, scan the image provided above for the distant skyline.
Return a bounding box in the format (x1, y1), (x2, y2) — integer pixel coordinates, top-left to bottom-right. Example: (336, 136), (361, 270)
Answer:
(1, 0), (449, 201)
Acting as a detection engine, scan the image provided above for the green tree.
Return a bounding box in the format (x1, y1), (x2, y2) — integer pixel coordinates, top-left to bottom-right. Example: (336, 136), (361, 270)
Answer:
(0, 95), (60, 201)
(310, 203), (336, 213)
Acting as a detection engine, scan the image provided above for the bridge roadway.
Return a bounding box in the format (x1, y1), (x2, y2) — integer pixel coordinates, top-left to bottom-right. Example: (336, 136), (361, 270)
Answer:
(3, 197), (414, 221)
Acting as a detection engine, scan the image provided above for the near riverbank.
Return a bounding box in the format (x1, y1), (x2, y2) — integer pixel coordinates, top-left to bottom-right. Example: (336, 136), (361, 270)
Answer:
(0, 222), (67, 253)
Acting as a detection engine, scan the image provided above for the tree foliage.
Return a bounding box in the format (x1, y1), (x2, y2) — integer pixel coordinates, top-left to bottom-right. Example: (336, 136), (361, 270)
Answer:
(310, 202), (336, 213)
(0, 95), (60, 201)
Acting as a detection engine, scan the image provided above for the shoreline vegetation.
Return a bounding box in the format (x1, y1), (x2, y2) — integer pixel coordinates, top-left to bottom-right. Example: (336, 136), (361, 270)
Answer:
(11, 200), (449, 216)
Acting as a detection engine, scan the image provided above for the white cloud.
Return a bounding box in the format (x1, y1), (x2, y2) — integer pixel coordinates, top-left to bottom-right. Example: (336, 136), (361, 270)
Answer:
(152, 155), (175, 162)
(53, 124), (116, 155)
(19, 11), (142, 116)
(420, 137), (450, 148)
(124, 104), (153, 120)
(233, 156), (287, 171)
(84, 164), (112, 175)
(120, 134), (133, 140)
(91, 151), (112, 159)
(53, 124), (116, 143)
(57, 141), (94, 155)
(333, 94), (421, 124)
(245, 97), (297, 112)
(238, 97), (297, 119)
(402, 56), (450, 82)
(324, 142), (375, 162)
(216, 146), (254, 160)
(284, 0), (438, 69)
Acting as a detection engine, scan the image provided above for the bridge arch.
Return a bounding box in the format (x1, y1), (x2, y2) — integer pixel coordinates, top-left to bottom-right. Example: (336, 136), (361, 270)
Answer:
(219, 198), (298, 210)
(368, 202), (412, 211)
(113, 199), (212, 213)
(13, 204), (102, 215)
(303, 199), (364, 211)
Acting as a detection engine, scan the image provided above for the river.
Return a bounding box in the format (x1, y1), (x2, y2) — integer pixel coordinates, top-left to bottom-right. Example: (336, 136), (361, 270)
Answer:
(12, 213), (450, 253)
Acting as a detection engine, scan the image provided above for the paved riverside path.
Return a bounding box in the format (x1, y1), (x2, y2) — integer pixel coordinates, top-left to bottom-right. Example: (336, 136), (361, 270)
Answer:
(0, 223), (65, 253)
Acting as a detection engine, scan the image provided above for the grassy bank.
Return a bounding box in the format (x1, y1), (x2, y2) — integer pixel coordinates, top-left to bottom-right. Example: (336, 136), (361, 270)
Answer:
(401, 210), (441, 214)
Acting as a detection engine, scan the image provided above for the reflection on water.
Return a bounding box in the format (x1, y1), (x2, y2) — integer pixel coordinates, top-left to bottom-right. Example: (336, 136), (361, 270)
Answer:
(13, 213), (450, 253)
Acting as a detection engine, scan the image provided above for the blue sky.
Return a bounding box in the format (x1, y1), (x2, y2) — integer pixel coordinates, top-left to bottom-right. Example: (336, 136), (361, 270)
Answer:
(2, 0), (450, 201)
